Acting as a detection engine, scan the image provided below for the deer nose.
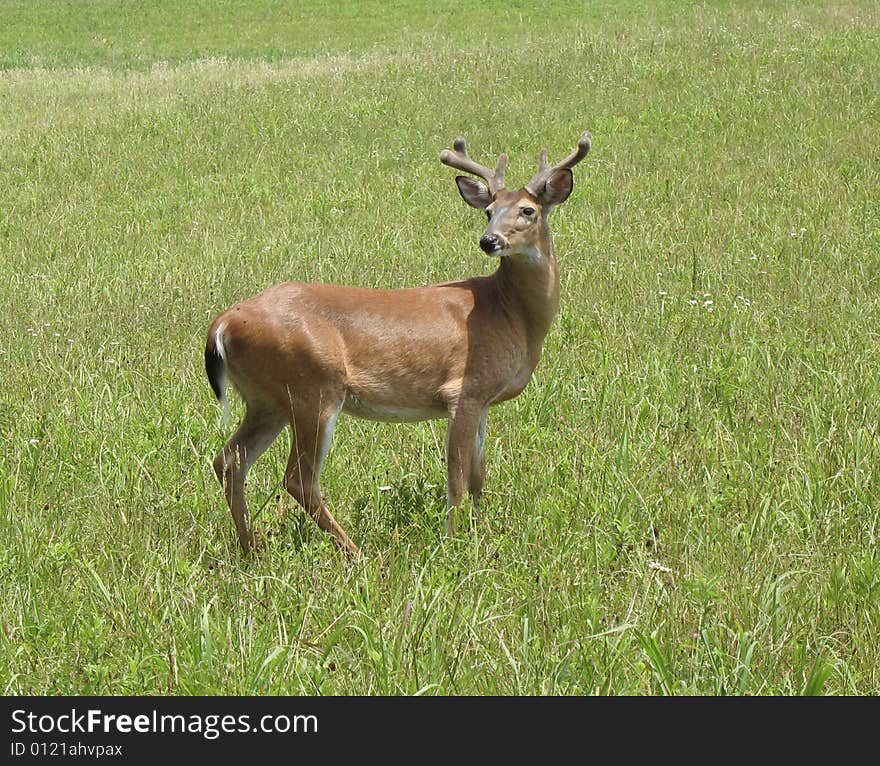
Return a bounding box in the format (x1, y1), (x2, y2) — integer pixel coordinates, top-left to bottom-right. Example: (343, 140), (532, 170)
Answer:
(480, 234), (501, 254)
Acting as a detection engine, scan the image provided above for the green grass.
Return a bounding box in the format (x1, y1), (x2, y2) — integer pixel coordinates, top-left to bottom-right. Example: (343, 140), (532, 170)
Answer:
(1, 0), (879, 694)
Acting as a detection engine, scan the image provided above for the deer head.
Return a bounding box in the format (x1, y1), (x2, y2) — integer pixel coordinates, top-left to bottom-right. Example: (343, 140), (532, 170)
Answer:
(440, 132), (591, 259)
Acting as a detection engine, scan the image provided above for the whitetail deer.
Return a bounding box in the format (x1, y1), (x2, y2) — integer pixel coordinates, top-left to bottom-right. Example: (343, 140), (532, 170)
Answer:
(205, 131), (591, 555)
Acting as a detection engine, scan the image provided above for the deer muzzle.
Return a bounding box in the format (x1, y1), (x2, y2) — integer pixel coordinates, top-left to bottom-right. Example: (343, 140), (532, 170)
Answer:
(479, 233), (504, 255)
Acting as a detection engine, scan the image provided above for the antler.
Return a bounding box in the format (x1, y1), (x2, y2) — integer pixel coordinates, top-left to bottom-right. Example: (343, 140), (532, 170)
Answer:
(440, 137), (508, 197)
(525, 131), (592, 196)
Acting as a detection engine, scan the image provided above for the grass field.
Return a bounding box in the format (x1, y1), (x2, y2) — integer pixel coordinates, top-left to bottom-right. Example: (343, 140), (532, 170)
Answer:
(1, 0), (879, 695)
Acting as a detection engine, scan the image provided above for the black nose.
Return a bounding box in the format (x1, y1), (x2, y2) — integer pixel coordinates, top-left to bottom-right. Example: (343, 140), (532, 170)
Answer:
(480, 234), (500, 254)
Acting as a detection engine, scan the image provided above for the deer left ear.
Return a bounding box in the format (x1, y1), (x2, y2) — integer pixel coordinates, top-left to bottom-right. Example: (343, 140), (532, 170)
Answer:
(455, 176), (492, 210)
(539, 168), (573, 208)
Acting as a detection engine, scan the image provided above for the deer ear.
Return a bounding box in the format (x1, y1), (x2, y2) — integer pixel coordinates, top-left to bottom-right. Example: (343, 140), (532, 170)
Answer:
(455, 176), (492, 210)
(539, 168), (573, 207)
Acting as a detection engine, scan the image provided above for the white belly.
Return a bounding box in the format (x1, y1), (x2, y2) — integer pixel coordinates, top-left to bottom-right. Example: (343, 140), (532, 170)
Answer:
(342, 394), (447, 423)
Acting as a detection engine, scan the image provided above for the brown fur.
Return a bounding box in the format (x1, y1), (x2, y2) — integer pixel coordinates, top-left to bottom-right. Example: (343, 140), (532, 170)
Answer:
(206, 134), (590, 555)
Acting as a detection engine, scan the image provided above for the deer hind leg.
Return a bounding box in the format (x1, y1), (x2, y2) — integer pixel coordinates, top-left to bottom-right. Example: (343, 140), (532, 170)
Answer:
(213, 406), (285, 552)
(284, 395), (359, 557)
(445, 405), (486, 536)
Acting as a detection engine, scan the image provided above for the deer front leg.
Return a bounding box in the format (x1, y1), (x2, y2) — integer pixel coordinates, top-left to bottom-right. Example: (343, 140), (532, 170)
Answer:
(468, 410), (488, 516)
(444, 405), (485, 536)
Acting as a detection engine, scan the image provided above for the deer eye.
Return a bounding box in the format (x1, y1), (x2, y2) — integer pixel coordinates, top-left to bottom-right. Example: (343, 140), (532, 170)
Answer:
(521, 207), (536, 217)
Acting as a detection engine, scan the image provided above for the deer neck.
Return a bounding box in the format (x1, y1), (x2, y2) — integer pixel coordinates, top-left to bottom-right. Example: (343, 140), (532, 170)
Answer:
(494, 229), (560, 364)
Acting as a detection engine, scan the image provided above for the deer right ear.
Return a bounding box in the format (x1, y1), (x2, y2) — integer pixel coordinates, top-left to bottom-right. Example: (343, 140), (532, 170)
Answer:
(455, 176), (492, 211)
(539, 168), (573, 208)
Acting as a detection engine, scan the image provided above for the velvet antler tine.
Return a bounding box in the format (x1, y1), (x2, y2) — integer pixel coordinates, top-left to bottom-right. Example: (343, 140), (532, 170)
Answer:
(525, 131), (591, 196)
(440, 138), (507, 196)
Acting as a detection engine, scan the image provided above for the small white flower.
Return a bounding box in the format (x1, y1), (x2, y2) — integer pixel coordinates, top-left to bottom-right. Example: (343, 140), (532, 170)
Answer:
(647, 561), (673, 573)
(378, 485), (393, 492)
(658, 290), (667, 297)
